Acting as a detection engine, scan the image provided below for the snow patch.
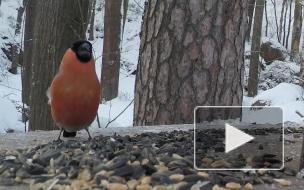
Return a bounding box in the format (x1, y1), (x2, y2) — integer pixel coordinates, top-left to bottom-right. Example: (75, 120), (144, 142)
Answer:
(245, 83), (304, 124)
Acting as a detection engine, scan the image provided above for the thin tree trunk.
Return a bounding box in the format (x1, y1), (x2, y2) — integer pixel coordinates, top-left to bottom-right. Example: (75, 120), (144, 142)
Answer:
(29, 0), (90, 131)
(134, 0), (248, 125)
(22, 0), (37, 105)
(247, 0), (256, 41)
(300, 132), (304, 171)
(279, 0), (287, 43)
(88, 0), (96, 41)
(265, 0), (268, 36)
(282, 0), (288, 46)
(10, 5), (25, 74)
(291, 0), (303, 62)
(300, 30), (304, 77)
(248, 0), (265, 97)
(285, 0), (293, 49)
(101, 0), (122, 101)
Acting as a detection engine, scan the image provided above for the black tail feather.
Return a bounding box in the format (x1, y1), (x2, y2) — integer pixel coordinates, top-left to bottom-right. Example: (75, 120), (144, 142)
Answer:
(63, 130), (77, 138)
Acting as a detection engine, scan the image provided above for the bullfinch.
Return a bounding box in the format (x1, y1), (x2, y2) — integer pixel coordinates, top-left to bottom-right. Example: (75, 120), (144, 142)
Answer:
(47, 40), (101, 140)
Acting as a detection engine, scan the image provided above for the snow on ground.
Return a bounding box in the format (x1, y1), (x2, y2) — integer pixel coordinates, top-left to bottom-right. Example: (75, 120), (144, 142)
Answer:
(244, 83), (304, 124)
(0, 71), (23, 133)
(0, 0), (24, 133)
(259, 60), (300, 90)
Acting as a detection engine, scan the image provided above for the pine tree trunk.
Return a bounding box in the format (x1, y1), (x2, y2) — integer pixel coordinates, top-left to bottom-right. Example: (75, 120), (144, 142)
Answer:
(100, 0), (122, 101)
(291, 0), (302, 62)
(247, 0), (256, 41)
(134, 0), (248, 126)
(22, 0), (37, 105)
(248, 0), (265, 97)
(29, 0), (90, 131)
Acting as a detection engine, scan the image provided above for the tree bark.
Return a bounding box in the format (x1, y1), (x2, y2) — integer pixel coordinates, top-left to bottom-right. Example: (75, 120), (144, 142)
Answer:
(22, 0), (37, 105)
(291, 0), (302, 62)
(248, 0), (265, 97)
(29, 0), (90, 131)
(134, 0), (248, 126)
(247, 0), (256, 41)
(100, 0), (122, 101)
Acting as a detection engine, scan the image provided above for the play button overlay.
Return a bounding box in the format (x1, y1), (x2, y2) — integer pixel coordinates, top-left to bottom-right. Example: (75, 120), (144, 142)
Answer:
(225, 123), (255, 153)
(194, 106), (284, 171)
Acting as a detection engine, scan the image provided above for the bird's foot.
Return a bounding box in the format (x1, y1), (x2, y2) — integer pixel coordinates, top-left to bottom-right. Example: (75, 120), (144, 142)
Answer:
(56, 129), (64, 142)
(85, 128), (93, 140)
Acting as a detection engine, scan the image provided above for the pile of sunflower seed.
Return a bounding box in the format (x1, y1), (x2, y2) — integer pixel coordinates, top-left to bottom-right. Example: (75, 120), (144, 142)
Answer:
(0, 129), (298, 190)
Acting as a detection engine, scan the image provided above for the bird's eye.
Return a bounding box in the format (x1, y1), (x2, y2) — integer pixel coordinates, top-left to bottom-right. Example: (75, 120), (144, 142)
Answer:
(80, 43), (92, 52)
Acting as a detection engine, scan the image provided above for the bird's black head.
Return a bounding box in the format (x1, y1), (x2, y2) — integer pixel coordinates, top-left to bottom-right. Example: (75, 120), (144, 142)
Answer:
(71, 40), (93, 63)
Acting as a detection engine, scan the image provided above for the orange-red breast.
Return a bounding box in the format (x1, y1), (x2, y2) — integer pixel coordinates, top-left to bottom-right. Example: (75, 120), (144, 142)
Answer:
(47, 40), (101, 140)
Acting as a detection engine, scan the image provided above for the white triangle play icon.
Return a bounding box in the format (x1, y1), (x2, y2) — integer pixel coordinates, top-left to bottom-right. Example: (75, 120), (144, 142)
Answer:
(225, 123), (255, 153)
